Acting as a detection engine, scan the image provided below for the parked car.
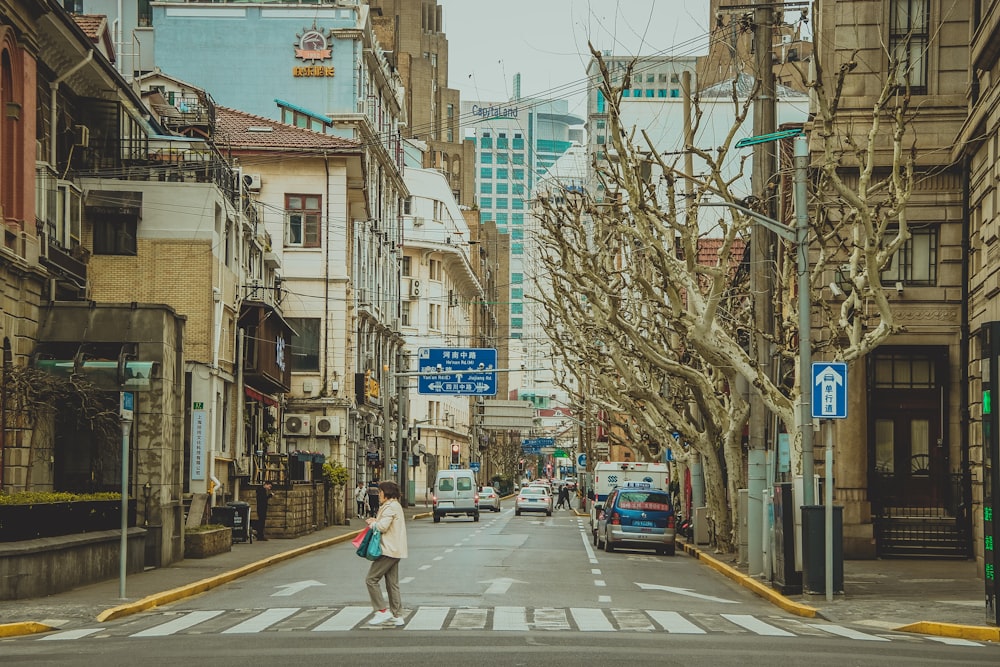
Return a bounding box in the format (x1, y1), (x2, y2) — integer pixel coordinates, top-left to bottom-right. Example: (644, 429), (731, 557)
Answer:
(594, 482), (676, 555)
(479, 486), (501, 512)
(515, 486), (553, 516)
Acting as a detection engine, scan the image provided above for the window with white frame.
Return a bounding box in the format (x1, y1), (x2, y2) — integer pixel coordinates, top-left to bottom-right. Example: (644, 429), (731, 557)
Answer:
(285, 194), (321, 247)
(401, 300), (413, 327)
(429, 258), (442, 281)
(429, 303), (441, 330)
(402, 255), (412, 277)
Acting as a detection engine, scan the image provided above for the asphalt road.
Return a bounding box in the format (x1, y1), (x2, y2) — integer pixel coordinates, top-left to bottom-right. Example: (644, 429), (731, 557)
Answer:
(3, 508), (997, 665)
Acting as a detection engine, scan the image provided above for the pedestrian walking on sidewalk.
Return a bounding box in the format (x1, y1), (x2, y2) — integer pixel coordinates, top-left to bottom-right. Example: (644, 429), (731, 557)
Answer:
(365, 480), (408, 626)
(255, 480), (273, 540)
(367, 480), (381, 517)
(354, 481), (367, 518)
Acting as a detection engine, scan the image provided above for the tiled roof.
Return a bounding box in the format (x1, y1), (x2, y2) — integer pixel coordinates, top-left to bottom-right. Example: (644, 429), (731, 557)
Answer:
(214, 107), (361, 151)
(73, 14), (105, 41)
(698, 237), (746, 272)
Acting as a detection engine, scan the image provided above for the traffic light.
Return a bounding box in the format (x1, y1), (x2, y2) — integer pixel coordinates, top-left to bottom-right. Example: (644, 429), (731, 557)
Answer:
(451, 443), (460, 465)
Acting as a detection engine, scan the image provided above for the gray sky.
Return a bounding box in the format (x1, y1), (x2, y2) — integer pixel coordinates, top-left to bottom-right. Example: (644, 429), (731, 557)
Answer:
(438, 0), (710, 115)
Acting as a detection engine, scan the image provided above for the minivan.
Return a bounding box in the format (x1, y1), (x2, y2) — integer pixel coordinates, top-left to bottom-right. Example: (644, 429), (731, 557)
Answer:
(432, 469), (480, 522)
(594, 481), (675, 555)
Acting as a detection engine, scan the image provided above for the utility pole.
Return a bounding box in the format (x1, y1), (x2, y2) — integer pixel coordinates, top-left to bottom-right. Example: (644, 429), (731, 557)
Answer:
(748, 0), (777, 578)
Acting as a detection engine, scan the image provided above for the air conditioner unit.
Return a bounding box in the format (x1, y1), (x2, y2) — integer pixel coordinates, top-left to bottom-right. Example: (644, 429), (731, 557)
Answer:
(413, 216), (425, 227)
(315, 415), (342, 437)
(73, 124), (90, 148)
(410, 279), (422, 297)
(283, 413), (312, 436)
(244, 173), (263, 191)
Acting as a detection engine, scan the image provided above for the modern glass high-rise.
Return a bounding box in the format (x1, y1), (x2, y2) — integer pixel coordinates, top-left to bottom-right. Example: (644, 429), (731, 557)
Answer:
(460, 96), (583, 347)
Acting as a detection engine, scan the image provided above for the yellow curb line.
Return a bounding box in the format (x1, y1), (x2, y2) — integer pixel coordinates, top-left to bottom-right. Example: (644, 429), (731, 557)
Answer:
(894, 621), (1000, 642)
(0, 622), (56, 638)
(96, 511), (434, 624)
(681, 541), (818, 618)
(96, 529), (364, 623)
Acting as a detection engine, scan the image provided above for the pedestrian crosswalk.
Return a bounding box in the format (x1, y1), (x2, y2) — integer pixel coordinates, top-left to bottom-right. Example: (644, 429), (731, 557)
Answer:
(27, 606), (988, 646)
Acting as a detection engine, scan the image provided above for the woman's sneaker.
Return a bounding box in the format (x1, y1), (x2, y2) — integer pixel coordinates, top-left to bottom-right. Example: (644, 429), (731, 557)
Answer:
(391, 616), (405, 626)
(368, 609), (393, 625)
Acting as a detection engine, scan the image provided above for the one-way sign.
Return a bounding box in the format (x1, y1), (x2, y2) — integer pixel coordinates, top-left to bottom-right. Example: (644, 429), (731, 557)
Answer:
(812, 362), (847, 419)
(417, 347), (497, 396)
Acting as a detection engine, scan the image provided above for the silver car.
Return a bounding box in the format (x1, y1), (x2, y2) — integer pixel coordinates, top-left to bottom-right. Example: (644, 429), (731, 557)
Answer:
(515, 486), (552, 516)
(479, 486), (501, 512)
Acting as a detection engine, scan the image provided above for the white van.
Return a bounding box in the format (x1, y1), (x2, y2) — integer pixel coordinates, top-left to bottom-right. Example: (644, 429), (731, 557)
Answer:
(432, 469), (480, 522)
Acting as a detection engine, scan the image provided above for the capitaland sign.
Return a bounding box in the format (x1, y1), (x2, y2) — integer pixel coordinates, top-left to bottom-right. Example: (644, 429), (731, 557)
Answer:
(293, 26), (335, 78)
(472, 104), (519, 119)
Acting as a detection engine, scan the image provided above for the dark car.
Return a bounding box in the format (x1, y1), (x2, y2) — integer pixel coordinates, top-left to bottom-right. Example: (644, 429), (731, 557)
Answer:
(594, 482), (676, 556)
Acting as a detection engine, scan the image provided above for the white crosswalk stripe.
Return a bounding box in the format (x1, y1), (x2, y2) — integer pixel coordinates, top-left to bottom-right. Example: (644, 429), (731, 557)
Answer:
(130, 610), (223, 637)
(24, 606), (985, 646)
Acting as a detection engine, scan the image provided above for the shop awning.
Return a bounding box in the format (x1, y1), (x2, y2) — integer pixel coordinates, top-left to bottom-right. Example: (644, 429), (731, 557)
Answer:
(245, 386), (279, 407)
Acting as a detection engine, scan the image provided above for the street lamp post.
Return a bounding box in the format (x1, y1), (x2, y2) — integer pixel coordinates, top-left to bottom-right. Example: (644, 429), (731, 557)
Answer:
(701, 135), (814, 507)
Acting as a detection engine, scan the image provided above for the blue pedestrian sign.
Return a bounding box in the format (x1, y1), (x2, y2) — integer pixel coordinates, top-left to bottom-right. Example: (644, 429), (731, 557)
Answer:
(417, 347), (497, 396)
(812, 362), (848, 419)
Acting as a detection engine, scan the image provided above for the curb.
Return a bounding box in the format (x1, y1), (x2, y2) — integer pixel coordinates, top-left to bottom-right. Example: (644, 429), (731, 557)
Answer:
(680, 541), (819, 618)
(0, 622), (57, 638)
(894, 621), (1000, 642)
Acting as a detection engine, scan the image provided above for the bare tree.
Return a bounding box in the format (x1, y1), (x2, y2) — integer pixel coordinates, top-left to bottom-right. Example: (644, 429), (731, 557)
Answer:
(532, 43), (917, 550)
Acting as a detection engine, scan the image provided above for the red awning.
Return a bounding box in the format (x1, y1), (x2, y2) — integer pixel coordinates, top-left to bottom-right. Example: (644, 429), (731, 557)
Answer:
(245, 386), (279, 407)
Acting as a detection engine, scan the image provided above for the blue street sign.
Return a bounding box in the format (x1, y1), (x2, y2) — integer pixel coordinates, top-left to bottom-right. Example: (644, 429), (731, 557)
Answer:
(812, 362), (848, 419)
(470, 462), (481, 473)
(522, 437), (555, 449)
(577, 453), (587, 468)
(417, 347), (497, 396)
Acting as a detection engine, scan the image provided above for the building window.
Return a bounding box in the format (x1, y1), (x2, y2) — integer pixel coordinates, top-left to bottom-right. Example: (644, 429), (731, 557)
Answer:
(480, 197), (493, 208)
(511, 317), (523, 328)
(402, 255), (412, 276)
(511, 287), (523, 299)
(287, 317), (320, 371)
(622, 89), (630, 98)
(512, 214), (524, 225)
(512, 184), (524, 195)
(512, 198), (524, 210)
(496, 182), (509, 195)
(646, 74), (654, 83)
(429, 258), (443, 281)
(670, 89), (681, 98)
(881, 226), (937, 286)
(597, 90), (606, 113)
(481, 137), (493, 149)
(511, 272), (523, 284)
(496, 168), (508, 180)
(512, 169), (524, 180)
(874, 352), (936, 390)
(512, 137), (524, 150)
(511, 302), (523, 314)
(93, 217), (137, 255)
(658, 89), (667, 98)
(429, 303), (442, 330)
(482, 153), (494, 164)
(495, 198), (508, 209)
(403, 196), (412, 214)
(285, 194), (321, 247)
(512, 153), (525, 165)
(497, 136), (508, 150)
(447, 103), (454, 118)
(401, 301), (413, 327)
(480, 167), (492, 179)
(511, 228), (524, 240)
(890, 0), (929, 92)
(480, 183), (493, 194)
(495, 212), (508, 225)
(511, 242), (524, 255)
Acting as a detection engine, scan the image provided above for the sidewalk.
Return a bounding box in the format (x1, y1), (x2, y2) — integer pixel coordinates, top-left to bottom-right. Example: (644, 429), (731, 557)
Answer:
(680, 540), (1000, 642)
(1, 505), (998, 642)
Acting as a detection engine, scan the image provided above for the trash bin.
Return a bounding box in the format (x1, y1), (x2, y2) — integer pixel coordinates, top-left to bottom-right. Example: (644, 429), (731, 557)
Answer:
(801, 505), (844, 595)
(209, 505), (236, 531)
(226, 501), (252, 543)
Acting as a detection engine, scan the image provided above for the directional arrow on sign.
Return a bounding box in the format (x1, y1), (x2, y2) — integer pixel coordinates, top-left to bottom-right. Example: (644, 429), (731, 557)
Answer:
(635, 582), (740, 603)
(428, 382), (443, 391)
(815, 364), (844, 416)
(479, 577), (527, 595)
(272, 580), (326, 597)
